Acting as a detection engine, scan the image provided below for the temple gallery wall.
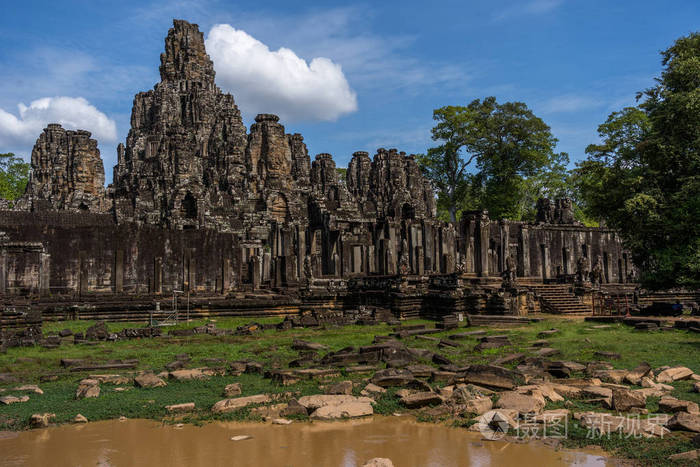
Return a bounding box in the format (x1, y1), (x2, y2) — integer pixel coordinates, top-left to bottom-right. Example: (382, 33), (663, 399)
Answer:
(0, 20), (637, 319)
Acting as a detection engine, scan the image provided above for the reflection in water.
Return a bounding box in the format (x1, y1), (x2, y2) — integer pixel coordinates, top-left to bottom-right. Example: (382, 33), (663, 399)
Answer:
(0, 416), (612, 467)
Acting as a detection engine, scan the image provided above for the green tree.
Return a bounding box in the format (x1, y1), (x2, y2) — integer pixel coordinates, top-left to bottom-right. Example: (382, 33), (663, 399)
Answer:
(575, 33), (700, 289)
(0, 153), (30, 202)
(418, 97), (566, 222)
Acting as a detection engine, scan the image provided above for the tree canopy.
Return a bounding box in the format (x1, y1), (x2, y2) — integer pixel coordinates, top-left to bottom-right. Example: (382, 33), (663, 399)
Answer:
(0, 153), (30, 202)
(574, 32), (700, 289)
(417, 97), (569, 222)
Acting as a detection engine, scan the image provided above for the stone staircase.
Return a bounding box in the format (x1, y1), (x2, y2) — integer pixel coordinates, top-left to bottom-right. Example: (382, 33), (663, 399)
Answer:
(529, 284), (591, 314)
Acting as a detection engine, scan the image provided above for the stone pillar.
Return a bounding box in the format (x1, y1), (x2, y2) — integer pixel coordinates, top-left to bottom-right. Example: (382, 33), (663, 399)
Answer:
(79, 250), (88, 296)
(416, 246), (425, 275)
(477, 216), (490, 277)
(222, 257), (231, 293)
(263, 251), (271, 282)
(251, 256), (261, 290)
(0, 248), (7, 295)
(39, 252), (50, 297)
(333, 252), (341, 277)
(154, 257), (163, 294)
(367, 245), (376, 274)
(520, 227), (530, 277)
(114, 249), (124, 294)
(352, 245), (362, 274)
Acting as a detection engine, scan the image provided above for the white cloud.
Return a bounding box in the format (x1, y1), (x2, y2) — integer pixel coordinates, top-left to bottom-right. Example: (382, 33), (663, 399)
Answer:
(0, 96), (117, 147)
(494, 0), (563, 21)
(206, 24), (358, 122)
(539, 94), (602, 113)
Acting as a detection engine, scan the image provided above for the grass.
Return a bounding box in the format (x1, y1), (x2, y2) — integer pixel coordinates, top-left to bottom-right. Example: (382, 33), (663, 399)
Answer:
(1, 316), (699, 465)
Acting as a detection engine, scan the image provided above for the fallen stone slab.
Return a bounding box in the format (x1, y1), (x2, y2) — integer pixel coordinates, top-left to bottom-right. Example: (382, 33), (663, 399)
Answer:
(495, 391), (545, 415)
(166, 402), (195, 413)
(656, 366), (694, 383)
(361, 383), (386, 396)
(624, 362), (652, 385)
(13, 384), (43, 395)
(88, 374), (131, 385)
(667, 412), (700, 433)
(212, 394), (271, 414)
(537, 329), (559, 337)
(535, 347), (561, 358)
(223, 383), (242, 397)
(461, 396), (493, 416)
(297, 395), (374, 419)
(460, 365), (519, 390)
(448, 330), (486, 340)
(76, 379), (100, 399)
(272, 418), (293, 425)
(73, 414), (88, 423)
(668, 450), (699, 462)
(325, 381), (353, 395)
(169, 369), (209, 381)
(362, 458), (394, 467)
(371, 368), (416, 388)
(399, 391), (443, 409)
(0, 395), (29, 405)
(611, 388), (646, 412)
(291, 340), (328, 351)
(29, 413), (55, 429)
(134, 373), (167, 388)
(280, 399), (308, 418)
(659, 396), (700, 415)
(533, 409), (570, 424)
(594, 369), (629, 385)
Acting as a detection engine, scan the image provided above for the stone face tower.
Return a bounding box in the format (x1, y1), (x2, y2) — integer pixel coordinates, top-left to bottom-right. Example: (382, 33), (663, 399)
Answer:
(18, 124), (105, 212)
(112, 19), (248, 230)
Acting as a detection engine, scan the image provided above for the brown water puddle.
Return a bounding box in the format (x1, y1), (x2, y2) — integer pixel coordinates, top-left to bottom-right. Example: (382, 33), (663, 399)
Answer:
(0, 416), (613, 467)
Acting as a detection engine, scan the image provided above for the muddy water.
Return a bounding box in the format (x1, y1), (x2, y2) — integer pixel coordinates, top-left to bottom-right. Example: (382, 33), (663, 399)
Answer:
(0, 417), (612, 467)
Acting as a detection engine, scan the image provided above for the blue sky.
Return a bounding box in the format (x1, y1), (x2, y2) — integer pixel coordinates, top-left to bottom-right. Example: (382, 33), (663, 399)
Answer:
(1, 0), (698, 184)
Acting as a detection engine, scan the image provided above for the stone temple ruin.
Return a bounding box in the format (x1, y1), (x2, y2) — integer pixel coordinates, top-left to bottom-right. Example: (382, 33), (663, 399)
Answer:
(1, 19), (661, 324)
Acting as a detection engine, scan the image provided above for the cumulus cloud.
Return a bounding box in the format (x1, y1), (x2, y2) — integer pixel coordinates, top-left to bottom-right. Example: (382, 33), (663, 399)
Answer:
(0, 96), (117, 147)
(206, 24), (358, 122)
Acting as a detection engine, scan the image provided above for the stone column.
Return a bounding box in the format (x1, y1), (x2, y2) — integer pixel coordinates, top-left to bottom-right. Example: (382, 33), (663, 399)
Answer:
(39, 252), (50, 297)
(520, 227), (530, 277)
(477, 215), (490, 277)
(154, 257), (163, 294)
(0, 248), (7, 295)
(415, 246), (425, 275)
(114, 249), (124, 294)
(79, 250), (88, 296)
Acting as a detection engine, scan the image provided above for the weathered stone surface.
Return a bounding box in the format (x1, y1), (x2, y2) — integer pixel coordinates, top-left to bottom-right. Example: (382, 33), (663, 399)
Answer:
(134, 374), (167, 388)
(18, 125), (106, 212)
(280, 399), (308, 418)
(668, 450), (699, 462)
(169, 369), (209, 381)
(211, 394), (271, 414)
(73, 414), (88, 423)
(611, 388), (646, 412)
(76, 379), (100, 399)
(659, 396), (700, 414)
(297, 394), (374, 419)
(325, 380), (353, 395)
(656, 367), (694, 383)
(400, 392), (444, 409)
(0, 395), (29, 405)
(495, 391), (545, 415)
(362, 459), (394, 467)
(371, 368), (416, 388)
(89, 375), (130, 385)
(667, 412), (700, 432)
(29, 413), (55, 429)
(624, 362), (651, 385)
(223, 383), (242, 397)
(460, 365), (519, 390)
(165, 402), (195, 413)
(461, 396), (493, 416)
(13, 384), (43, 395)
